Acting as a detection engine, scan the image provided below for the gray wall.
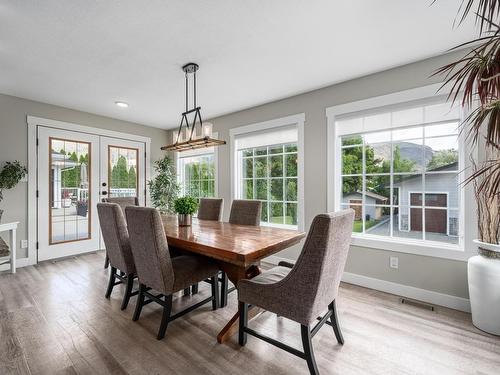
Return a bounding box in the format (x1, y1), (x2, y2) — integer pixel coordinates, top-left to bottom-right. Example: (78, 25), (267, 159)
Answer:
(1, 50), (471, 300)
(0, 93), (168, 258)
(200, 51), (470, 299)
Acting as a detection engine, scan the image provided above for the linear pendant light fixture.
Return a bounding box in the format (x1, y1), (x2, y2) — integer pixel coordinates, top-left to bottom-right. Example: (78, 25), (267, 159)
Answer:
(161, 63), (226, 152)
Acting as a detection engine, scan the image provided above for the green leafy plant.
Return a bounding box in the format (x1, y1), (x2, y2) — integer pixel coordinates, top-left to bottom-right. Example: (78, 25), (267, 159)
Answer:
(434, 0), (500, 197)
(174, 196), (198, 215)
(433, 0), (500, 245)
(148, 155), (179, 214)
(0, 161), (27, 203)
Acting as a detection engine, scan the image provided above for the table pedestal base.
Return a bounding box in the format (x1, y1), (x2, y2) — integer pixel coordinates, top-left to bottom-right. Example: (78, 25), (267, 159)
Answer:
(216, 264), (261, 344)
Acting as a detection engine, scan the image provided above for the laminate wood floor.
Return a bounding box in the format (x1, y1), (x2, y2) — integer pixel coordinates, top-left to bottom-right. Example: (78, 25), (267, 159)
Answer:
(1, 251), (499, 375)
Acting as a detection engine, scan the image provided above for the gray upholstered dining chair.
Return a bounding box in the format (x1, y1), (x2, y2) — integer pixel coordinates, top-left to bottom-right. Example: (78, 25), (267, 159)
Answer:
(197, 198), (224, 221)
(97, 203), (138, 310)
(229, 199), (262, 226)
(125, 206), (220, 340)
(103, 196), (139, 210)
(217, 199), (263, 307)
(102, 196), (140, 269)
(238, 209), (355, 375)
(189, 198), (224, 296)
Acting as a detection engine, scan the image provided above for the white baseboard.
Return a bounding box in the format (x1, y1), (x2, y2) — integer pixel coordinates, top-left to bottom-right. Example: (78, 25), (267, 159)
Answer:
(265, 255), (471, 313)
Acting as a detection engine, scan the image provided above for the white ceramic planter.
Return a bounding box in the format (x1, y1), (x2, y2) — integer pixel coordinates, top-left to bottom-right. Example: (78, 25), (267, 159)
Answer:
(468, 240), (500, 335)
(473, 239), (500, 253)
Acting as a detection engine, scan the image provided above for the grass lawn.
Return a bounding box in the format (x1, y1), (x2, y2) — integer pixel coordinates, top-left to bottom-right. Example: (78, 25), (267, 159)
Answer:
(270, 216), (296, 225)
(353, 219), (380, 232)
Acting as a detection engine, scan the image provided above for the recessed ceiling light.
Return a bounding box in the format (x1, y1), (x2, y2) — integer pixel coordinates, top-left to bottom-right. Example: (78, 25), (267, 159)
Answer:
(115, 101), (129, 108)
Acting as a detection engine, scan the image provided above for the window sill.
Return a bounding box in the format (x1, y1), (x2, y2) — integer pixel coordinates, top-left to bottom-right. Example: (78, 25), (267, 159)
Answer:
(350, 233), (471, 261)
(261, 222), (299, 231)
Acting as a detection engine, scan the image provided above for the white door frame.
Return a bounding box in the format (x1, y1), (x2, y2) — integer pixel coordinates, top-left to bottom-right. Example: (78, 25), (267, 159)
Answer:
(27, 115), (151, 266)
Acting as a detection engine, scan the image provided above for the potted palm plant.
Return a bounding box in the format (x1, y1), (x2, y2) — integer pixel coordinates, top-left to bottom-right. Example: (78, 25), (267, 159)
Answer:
(0, 161), (28, 223)
(435, 0), (500, 334)
(174, 196), (198, 226)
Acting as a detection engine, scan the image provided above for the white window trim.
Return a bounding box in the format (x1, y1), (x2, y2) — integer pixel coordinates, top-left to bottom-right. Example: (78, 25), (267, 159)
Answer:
(230, 114), (305, 231)
(175, 132), (219, 198)
(326, 83), (477, 261)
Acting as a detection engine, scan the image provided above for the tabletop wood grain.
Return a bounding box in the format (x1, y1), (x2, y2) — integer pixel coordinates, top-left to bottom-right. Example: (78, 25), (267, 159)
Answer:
(162, 215), (305, 267)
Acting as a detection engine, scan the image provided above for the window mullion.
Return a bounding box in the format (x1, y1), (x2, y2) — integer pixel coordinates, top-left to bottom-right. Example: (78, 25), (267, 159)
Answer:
(267, 147), (270, 224)
(252, 154), (256, 201)
(389, 114), (394, 238)
(362, 134), (366, 234)
(422, 125), (426, 241)
(282, 152), (285, 224)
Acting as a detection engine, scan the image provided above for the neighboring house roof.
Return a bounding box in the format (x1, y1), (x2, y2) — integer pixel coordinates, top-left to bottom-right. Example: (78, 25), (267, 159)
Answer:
(345, 191), (389, 201)
(51, 152), (79, 168)
(393, 161), (458, 185)
(427, 161), (458, 172)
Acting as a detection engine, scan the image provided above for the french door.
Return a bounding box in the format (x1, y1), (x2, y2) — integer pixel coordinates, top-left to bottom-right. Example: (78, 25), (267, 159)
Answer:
(37, 127), (146, 261)
(100, 137), (145, 205)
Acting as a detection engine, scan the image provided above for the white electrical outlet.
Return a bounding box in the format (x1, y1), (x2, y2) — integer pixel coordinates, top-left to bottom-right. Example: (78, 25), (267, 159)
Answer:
(390, 256), (399, 269)
(21, 240), (28, 249)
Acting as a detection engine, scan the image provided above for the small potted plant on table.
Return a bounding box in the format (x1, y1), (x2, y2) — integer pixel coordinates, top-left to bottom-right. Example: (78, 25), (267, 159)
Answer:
(174, 196), (198, 226)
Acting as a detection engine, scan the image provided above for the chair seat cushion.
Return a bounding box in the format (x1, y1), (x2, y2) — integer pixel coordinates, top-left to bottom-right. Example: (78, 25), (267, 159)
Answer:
(172, 255), (219, 292)
(238, 266), (295, 317)
(242, 266), (290, 286)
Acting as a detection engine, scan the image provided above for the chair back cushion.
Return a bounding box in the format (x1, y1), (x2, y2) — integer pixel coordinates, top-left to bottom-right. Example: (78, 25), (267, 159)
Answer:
(229, 200), (262, 226)
(102, 196), (139, 212)
(285, 209), (354, 324)
(125, 206), (174, 294)
(197, 198), (224, 221)
(97, 203), (135, 274)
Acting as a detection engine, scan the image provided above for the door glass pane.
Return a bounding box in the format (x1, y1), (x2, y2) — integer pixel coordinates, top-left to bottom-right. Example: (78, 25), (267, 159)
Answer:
(108, 146), (139, 198)
(50, 138), (91, 244)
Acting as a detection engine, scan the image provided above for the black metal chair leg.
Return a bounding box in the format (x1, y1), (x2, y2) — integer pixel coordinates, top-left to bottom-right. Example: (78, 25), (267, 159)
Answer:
(192, 283), (199, 294)
(329, 300), (344, 345)
(104, 254), (110, 269)
(133, 284), (146, 321)
(157, 295), (173, 340)
(238, 301), (248, 346)
(301, 325), (319, 375)
(221, 273), (229, 307)
(121, 274), (134, 310)
(211, 275), (219, 310)
(105, 266), (116, 298)
(183, 287), (191, 296)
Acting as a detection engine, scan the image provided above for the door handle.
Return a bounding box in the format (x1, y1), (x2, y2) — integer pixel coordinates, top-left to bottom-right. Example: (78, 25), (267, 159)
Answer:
(101, 191), (108, 195)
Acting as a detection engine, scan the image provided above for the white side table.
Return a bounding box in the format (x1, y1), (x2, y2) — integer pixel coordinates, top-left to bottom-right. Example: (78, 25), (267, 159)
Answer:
(0, 221), (19, 273)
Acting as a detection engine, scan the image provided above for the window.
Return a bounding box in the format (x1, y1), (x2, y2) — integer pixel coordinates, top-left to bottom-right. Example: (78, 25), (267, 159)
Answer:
(177, 150), (216, 201)
(239, 143), (298, 227)
(231, 114), (304, 230)
(336, 101), (462, 248)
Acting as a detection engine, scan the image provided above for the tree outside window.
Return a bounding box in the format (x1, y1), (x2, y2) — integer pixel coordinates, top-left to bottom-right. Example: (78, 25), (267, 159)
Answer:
(240, 143), (298, 227)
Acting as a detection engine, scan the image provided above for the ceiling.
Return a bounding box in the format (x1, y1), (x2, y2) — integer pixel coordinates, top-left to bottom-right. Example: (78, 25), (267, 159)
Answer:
(0, 1), (476, 129)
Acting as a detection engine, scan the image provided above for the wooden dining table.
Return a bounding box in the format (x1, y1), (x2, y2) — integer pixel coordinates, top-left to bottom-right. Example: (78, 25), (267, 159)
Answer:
(161, 215), (306, 343)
